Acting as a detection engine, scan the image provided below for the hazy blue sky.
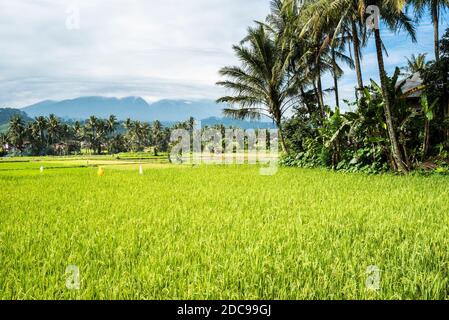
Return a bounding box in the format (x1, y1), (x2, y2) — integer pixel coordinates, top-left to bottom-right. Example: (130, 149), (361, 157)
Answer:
(0, 0), (447, 109)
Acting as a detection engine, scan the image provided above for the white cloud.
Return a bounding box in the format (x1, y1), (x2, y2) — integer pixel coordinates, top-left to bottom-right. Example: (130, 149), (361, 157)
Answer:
(0, 0), (269, 107)
(0, 0), (445, 110)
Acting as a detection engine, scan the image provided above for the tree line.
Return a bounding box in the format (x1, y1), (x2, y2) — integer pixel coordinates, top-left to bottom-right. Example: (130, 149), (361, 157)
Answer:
(0, 114), (197, 157)
(216, 0), (449, 173)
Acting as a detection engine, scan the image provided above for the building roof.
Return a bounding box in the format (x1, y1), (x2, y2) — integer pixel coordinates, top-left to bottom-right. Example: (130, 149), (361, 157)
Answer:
(398, 72), (424, 98)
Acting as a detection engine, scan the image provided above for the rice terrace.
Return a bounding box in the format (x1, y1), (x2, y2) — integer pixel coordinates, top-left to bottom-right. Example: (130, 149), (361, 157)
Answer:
(2, 0), (449, 305)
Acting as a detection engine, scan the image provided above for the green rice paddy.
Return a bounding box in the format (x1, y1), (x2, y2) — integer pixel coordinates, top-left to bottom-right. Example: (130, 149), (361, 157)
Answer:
(1, 157), (449, 299)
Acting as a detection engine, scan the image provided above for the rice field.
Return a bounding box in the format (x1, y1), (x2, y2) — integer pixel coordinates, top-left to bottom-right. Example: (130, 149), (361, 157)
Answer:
(1, 157), (449, 300)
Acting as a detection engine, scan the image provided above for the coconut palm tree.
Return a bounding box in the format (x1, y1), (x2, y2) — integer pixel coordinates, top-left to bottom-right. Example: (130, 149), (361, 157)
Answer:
(411, 0), (449, 61)
(216, 25), (303, 153)
(301, 0), (368, 92)
(124, 118), (133, 130)
(85, 116), (105, 154)
(265, 0), (318, 115)
(102, 115), (118, 153)
(47, 114), (61, 145)
(152, 120), (164, 155)
(8, 115), (27, 152)
(106, 115), (118, 135)
(402, 53), (430, 75)
(33, 116), (48, 148)
(318, 30), (355, 109)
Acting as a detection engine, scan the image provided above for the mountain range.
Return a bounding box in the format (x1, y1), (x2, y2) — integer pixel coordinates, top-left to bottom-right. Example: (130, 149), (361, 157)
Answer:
(0, 96), (275, 131)
(21, 96), (226, 122)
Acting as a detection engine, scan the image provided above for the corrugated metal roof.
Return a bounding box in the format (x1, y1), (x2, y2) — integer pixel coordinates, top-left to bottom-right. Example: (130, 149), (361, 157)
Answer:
(398, 72), (424, 98)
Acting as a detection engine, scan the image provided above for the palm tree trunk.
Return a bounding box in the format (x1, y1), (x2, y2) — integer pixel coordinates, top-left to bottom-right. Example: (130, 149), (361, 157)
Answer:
(276, 121), (289, 154)
(312, 82), (322, 116)
(374, 29), (408, 173)
(40, 129), (45, 146)
(445, 63), (449, 118)
(443, 62), (449, 139)
(432, 5), (440, 61)
(351, 18), (364, 90)
(300, 86), (313, 117)
(316, 76), (325, 118)
(332, 47), (340, 109)
(422, 118), (430, 160)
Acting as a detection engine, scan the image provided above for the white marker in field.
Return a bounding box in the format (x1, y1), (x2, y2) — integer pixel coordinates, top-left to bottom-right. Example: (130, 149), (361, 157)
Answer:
(40, 166), (44, 173)
(139, 165), (144, 175)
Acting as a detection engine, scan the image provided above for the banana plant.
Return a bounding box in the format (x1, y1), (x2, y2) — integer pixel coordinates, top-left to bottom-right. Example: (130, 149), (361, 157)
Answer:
(420, 94), (439, 159)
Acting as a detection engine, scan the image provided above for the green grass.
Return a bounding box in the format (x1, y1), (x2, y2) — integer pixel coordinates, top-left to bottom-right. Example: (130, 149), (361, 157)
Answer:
(1, 159), (449, 300)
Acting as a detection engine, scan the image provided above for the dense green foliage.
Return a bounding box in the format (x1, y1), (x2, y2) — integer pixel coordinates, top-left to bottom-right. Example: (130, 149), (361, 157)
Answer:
(0, 114), (196, 157)
(217, 0), (449, 174)
(1, 161), (449, 299)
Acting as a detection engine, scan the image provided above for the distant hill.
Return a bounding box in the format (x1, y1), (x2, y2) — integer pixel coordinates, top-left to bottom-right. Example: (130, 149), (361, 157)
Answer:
(10, 97), (275, 130)
(149, 100), (224, 122)
(0, 108), (33, 132)
(22, 96), (151, 121)
(0, 97), (275, 132)
(21, 96), (225, 122)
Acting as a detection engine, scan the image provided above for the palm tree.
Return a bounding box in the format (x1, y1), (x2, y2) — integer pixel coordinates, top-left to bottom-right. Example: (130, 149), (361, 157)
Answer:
(85, 116), (104, 154)
(370, 0), (417, 173)
(8, 115), (27, 152)
(124, 118), (133, 132)
(123, 118), (136, 151)
(265, 0), (318, 115)
(103, 115), (118, 153)
(34, 116), (48, 148)
(216, 25), (303, 153)
(302, 0), (368, 92)
(73, 121), (82, 138)
(411, 0), (449, 61)
(106, 115), (118, 135)
(138, 122), (151, 149)
(318, 30), (355, 109)
(188, 117), (196, 134)
(309, 36), (332, 115)
(402, 53), (430, 75)
(95, 119), (107, 154)
(152, 120), (164, 156)
(47, 114), (61, 145)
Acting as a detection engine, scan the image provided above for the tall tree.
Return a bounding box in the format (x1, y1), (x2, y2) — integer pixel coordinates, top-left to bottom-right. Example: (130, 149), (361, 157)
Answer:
(152, 120), (164, 156)
(371, 0), (417, 173)
(85, 116), (106, 154)
(265, 0), (317, 115)
(403, 53), (430, 75)
(216, 25), (303, 153)
(47, 114), (61, 145)
(36, 116), (48, 146)
(412, 0), (449, 61)
(302, 0), (368, 92)
(106, 115), (118, 135)
(8, 115), (27, 152)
